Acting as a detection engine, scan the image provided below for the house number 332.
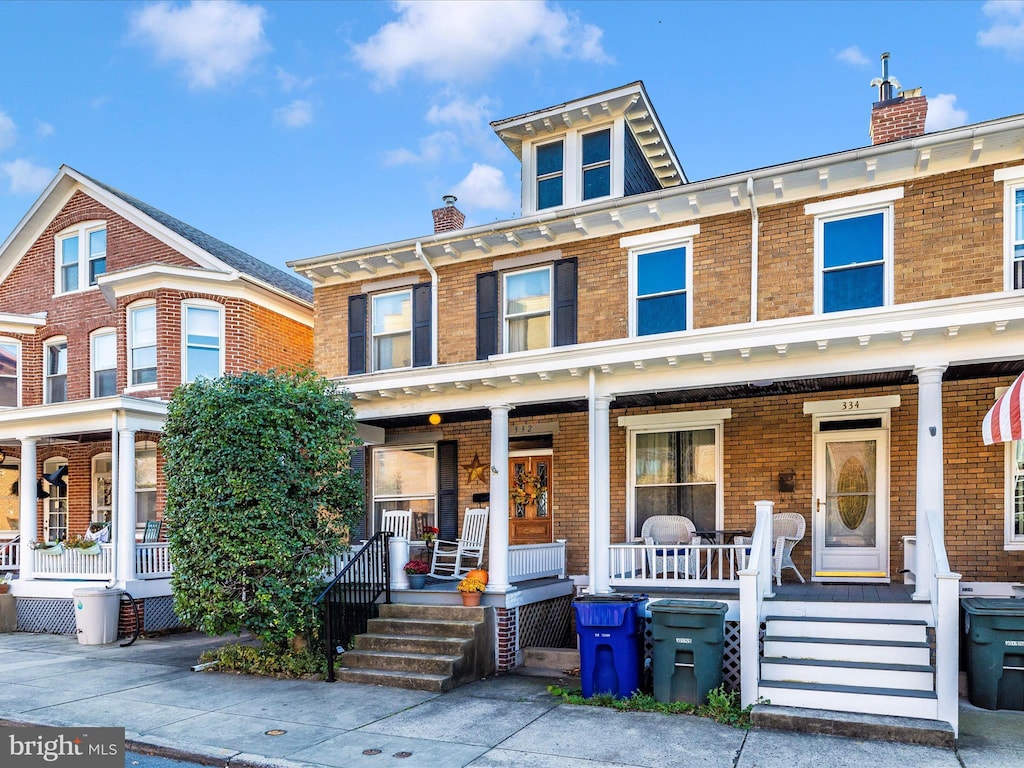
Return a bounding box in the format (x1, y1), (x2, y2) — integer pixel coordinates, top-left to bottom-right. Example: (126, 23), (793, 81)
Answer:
(841, 400), (860, 410)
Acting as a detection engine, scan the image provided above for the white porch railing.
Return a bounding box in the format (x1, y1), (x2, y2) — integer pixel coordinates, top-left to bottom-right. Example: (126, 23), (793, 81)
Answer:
(922, 507), (962, 737)
(33, 544), (114, 580)
(739, 501), (776, 708)
(509, 540), (566, 583)
(608, 541), (747, 588)
(136, 542), (172, 579)
(0, 538), (18, 571)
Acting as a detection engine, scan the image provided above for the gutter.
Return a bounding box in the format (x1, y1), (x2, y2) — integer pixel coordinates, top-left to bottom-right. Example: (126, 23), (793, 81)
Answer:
(414, 242), (439, 366)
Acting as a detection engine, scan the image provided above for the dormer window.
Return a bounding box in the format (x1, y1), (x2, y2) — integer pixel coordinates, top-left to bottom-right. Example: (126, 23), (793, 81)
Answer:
(55, 222), (106, 294)
(582, 128), (611, 201)
(536, 140), (564, 210)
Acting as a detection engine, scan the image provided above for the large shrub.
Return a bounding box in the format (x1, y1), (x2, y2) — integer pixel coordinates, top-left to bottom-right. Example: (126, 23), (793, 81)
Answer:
(162, 369), (362, 647)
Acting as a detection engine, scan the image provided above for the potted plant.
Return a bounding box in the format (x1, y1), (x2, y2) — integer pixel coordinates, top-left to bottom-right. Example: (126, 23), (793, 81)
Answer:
(30, 539), (64, 556)
(422, 525), (439, 548)
(404, 559), (430, 589)
(64, 534), (101, 556)
(0, 573), (11, 594)
(457, 576), (486, 606)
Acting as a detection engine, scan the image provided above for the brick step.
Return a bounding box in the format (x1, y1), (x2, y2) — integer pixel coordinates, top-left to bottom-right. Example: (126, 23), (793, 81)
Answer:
(333, 667), (452, 693)
(342, 649), (463, 676)
(378, 603), (487, 622)
(366, 617), (479, 639)
(354, 632), (473, 656)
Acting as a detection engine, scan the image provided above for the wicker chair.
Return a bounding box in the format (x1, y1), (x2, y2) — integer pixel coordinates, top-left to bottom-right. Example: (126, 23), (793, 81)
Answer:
(736, 512), (806, 585)
(639, 515), (698, 578)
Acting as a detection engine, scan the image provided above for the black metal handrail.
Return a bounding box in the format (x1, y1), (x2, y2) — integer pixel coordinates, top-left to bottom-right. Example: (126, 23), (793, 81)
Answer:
(314, 532), (391, 682)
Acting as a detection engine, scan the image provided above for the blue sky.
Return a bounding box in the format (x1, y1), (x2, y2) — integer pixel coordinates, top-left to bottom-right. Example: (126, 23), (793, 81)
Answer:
(1, 1), (1023, 276)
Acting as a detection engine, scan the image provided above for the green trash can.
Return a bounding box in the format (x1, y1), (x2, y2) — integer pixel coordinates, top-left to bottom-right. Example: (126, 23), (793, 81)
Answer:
(962, 598), (1024, 711)
(650, 599), (727, 705)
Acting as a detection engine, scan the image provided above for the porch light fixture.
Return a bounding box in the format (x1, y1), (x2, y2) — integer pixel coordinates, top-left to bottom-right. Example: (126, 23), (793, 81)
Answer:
(428, 413), (442, 425)
(778, 470), (796, 493)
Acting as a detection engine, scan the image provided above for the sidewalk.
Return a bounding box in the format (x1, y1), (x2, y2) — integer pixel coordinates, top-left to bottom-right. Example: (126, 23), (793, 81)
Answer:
(1, 631), (1021, 768)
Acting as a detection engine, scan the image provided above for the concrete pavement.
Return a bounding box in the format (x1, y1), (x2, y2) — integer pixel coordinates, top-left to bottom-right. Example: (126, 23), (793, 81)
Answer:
(0, 630), (1020, 768)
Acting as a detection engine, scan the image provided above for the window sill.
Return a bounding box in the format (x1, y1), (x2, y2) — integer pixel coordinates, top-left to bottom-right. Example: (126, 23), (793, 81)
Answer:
(1004, 542), (1024, 552)
(52, 286), (100, 299)
(124, 384), (158, 395)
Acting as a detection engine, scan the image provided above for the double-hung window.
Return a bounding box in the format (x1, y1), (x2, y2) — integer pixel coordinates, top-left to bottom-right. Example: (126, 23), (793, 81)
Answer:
(0, 340), (19, 408)
(183, 302), (223, 382)
(504, 266), (551, 353)
(91, 329), (116, 397)
(581, 128), (611, 201)
(372, 445), (437, 535)
(536, 140), (564, 210)
(55, 223), (106, 294)
(624, 226), (697, 337)
(43, 457), (68, 542)
(1009, 440), (1024, 549)
(44, 338), (67, 404)
(996, 168), (1024, 290)
(128, 302), (157, 388)
(371, 290), (412, 371)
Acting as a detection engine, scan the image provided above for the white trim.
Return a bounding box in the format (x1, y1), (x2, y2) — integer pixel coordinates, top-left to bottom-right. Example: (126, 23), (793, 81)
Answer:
(127, 300), (157, 390)
(89, 327), (117, 399)
(0, 337), (22, 409)
(1002, 178), (1024, 291)
(620, 224), (701, 249)
(813, 203), (895, 314)
(360, 274), (422, 294)
(804, 187), (904, 215)
(803, 396), (901, 415)
(994, 165), (1024, 182)
(181, 299), (225, 384)
(618, 408), (733, 428)
(493, 250), (562, 272)
(42, 335), (68, 405)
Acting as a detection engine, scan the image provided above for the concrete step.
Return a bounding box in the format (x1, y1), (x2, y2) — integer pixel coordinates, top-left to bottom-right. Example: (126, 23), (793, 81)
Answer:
(354, 632), (473, 656)
(342, 649), (462, 676)
(333, 667), (452, 692)
(763, 636), (931, 666)
(519, 647), (580, 676)
(758, 680), (938, 720)
(761, 656), (935, 691)
(764, 615), (928, 643)
(751, 704), (954, 748)
(378, 603), (487, 622)
(366, 617), (479, 639)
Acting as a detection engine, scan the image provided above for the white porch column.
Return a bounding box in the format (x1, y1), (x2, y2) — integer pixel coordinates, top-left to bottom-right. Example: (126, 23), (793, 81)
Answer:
(913, 364), (946, 601)
(487, 404), (513, 592)
(18, 437), (38, 581)
(116, 428), (137, 583)
(592, 395), (612, 594)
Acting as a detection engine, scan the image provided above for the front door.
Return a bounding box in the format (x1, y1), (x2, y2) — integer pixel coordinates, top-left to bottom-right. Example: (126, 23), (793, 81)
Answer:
(509, 454), (552, 545)
(812, 428), (889, 581)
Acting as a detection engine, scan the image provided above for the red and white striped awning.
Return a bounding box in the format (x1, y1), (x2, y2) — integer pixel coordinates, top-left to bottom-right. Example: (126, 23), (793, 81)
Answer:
(983, 371), (1024, 445)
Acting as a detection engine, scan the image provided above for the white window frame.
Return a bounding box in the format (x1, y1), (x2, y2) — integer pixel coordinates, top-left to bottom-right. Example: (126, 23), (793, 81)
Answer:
(43, 336), (68, 405)
(181, 300), (225, 383)
(54, 221), (106, 295)
(995, 167), (1024, 291)
(371, 289), (413, 373)
(1004, 439), (1024, 551)
(91, 452), (113, 524)
(534, 138), (565, 211)
(127, 300), (157, 392)
(371, 444), (437, 536)
(0, 337), (21, 409)
(623, 225), (699, 338)
(90, 327), (117, 398)
(135, 441), (158, 532)
(42, 456), (68, 542)
(620, 410), (730, 540)
(503, 265), (553, 354)
(580, 127), (612, 203)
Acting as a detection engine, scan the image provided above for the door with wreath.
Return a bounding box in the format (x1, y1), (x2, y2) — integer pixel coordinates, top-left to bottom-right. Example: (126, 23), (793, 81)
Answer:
(508, 454), (552, 545)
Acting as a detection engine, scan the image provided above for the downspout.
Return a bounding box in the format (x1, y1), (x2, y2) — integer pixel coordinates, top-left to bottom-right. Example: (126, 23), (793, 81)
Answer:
(747, 176), (759, 324)
(414, 242), (439, 366)
(587, 368), (596, 593)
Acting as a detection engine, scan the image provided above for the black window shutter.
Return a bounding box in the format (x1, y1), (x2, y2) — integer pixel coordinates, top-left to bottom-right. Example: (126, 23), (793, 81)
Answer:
(553, 257), (578, 347)
(476, 271), (499, 359)
(412, 283), (432, 367)
(437, 440), (459, 540)
(348, 446), (368, 541)
(348, 294), (367, 375)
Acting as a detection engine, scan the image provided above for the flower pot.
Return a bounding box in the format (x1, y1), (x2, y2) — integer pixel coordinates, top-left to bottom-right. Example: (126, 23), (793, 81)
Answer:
(35, 542), (64, 556)
(0, 584), (9, 595)
(71, 544), (101, 556)
(461, 591), (481, 607)
(407, 574), (427, 589)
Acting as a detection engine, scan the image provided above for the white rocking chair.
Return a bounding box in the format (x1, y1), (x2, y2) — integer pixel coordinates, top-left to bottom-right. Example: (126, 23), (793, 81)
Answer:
(380, 509), (414, 541)
(429, 507), (488, 579)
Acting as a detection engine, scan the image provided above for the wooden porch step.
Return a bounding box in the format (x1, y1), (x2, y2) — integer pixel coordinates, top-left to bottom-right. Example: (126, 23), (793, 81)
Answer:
(764, 615), (927, 643)
(761, 656), (935, 691)
(758, 680), (938, 720)
(763, 635), (931, 665)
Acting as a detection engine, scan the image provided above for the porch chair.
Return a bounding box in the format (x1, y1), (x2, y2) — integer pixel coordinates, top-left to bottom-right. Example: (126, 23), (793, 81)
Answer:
(380, 509), (414, 541)
(735, 512), (806, 586)
(429, 507), (489, 579)
(639, 515), (698, 578)
(142, 519), (163, 543)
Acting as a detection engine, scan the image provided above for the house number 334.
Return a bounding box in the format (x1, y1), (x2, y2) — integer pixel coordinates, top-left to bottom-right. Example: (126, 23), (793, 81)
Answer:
(841, 400), (860, 410)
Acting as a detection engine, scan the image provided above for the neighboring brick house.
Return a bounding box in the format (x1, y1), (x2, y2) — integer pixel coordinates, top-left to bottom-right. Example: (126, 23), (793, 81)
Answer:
(291, 72), (1024, 731)
(0, 166), (312, 632)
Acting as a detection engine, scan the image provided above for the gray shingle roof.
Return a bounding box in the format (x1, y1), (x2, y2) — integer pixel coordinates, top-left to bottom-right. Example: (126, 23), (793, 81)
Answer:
(79, 171), (313, 304)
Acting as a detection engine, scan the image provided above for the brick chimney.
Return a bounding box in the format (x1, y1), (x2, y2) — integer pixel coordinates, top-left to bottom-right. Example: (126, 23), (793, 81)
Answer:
(432, 194), (465, 233)
(869, 52), (927, 145)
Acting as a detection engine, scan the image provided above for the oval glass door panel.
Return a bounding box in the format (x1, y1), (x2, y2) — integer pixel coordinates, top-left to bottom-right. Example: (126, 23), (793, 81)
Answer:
(825, 441), (876, 548)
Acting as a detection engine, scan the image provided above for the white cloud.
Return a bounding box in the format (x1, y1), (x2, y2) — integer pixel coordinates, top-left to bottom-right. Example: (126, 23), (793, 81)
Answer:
(130, 1), (270, 89)
(353, 1), (610, 87)
(274, 99), (313, 128)
(384, 130), (456, 166)
(426, 95), (492, 127)
(276, 66), (313, 93)
(836, 46), (869, 66)
(925, 93), (969, 132)
(451, 163), (516, 212)
(0, 111), (15, 151)
(2, 159), (52, 195)
(36, 120), (54, 138)
(978, 0), (1024, 58)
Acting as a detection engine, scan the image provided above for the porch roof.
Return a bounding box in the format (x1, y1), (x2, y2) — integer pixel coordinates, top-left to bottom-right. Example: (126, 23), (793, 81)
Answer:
(0, 396), (167, 442)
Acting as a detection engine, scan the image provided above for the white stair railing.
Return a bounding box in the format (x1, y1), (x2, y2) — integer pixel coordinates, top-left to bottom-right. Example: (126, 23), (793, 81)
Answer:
(923, 507), (961, 737)
(0, 538), (18, 571)
(739, 500), (775, 708)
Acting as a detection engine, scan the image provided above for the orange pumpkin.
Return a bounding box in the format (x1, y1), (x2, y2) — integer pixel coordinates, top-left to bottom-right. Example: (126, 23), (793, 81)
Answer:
(466, 569), (488, 585)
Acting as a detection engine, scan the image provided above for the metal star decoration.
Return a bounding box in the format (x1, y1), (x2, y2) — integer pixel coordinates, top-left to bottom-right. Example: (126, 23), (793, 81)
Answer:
(462, 453), (488, 485)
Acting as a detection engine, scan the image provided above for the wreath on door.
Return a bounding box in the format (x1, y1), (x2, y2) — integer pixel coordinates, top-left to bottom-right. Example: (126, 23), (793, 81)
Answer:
(510, 472), (546, 505)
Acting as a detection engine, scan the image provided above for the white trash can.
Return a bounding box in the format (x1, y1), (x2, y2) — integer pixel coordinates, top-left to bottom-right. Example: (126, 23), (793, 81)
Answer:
(72, 587), (122, 645)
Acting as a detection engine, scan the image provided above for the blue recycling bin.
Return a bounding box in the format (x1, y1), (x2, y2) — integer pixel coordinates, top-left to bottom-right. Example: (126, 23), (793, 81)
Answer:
(573, 594), (646, 698)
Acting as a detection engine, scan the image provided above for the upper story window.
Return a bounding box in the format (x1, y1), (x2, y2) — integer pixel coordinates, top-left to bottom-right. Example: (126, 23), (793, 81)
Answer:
(808, 189), (900, 314)
(182, 301), (223, 383)
(0, 340), (19, 408)
(536, 140), (564, 210)
(91, 328), (116, 397)
(504, 266), (551, 353)
(371, 290), (412, 371)
(44, 337), (67, 404)
(1013, 186), (1024, 288)
(623, 226), (698, 337)
(128, 302), (157, 389)
(581, 128), (611, 201)
(996, 168), (1024, 290)
(55, 222), (106, 294)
